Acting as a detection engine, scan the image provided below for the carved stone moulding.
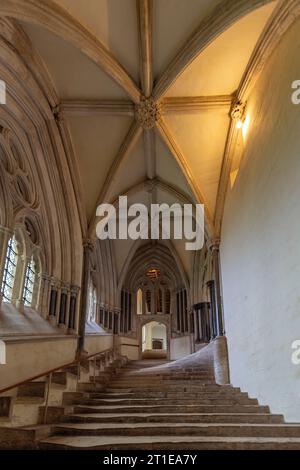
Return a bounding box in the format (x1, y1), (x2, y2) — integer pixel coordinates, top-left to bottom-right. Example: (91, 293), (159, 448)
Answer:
(135, 97), (161, 129)
(230, 100), (246, 122)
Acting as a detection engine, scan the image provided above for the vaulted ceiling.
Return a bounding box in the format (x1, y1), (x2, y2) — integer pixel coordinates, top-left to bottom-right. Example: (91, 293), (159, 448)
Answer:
(1, 0), (286, 281)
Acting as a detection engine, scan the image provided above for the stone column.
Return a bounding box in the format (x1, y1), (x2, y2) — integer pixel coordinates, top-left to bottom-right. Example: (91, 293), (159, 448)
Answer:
(209, 240), (225, 336)
(207, 280), (217, 338)
(193, 306), (200, 342)
(32, 271), (42, 312)
(64, 286), (71, 329)
(208, 240), (230, 384)
(39, 274), (51, 318)
(14, 253), (30, 313)
(77, 239), (94, 357)
(201, 302), (211, 342)
(0, 226), (12, 309)
(58, 284), (69, 329)
(213, 335), (230, 385)
(68, 286), (79, 332)
(48, 279), (58, 321)
(54, 282), (62, 325)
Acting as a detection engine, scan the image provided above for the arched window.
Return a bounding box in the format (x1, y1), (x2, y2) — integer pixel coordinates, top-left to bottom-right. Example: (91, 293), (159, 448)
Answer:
(157, 288), (162, 313)
(87, 282), (97, 322)
(136, 288), (143, 315)
(146, 289), (151, 314)
(1, 236), (18, 302)
(23, 256), (35, 307)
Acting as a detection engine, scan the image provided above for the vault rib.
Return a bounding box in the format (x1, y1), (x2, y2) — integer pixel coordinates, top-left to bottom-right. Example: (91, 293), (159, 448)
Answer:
(0, 0), (142, 103)
(137, 0), (153, 98)
(153, 0), (274, 100)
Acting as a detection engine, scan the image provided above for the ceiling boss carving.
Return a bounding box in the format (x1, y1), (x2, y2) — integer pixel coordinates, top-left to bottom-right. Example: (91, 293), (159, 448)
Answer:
(135, 97), (161, 129)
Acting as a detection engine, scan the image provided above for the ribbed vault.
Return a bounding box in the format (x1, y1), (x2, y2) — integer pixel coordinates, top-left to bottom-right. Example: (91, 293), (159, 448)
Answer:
(0, 0), (299, 309)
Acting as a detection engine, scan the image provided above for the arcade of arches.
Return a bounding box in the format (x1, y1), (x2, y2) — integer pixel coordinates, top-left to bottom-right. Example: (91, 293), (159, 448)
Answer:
(1, 0), (300, 450)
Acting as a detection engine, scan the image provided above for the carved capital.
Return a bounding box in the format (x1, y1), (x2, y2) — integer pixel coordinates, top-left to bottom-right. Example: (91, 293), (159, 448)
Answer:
(71, 284), (80, 296)
(230, 100), (246, 122)
(135, 97), (161, 129)
(208, 238), (220, 252)
(82, 238), (94, 251)
(52, 105), (64, 124)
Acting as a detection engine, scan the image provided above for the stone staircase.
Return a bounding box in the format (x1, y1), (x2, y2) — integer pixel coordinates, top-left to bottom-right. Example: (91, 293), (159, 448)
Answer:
(36, 348), (300, 450)
(0, 349), (126, 448)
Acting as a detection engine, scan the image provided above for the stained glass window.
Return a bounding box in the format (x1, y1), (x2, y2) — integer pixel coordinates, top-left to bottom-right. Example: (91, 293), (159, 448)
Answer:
(23, 257), (35, 307)
(87, 283), (97, 322)
(1, 237), (18, 302)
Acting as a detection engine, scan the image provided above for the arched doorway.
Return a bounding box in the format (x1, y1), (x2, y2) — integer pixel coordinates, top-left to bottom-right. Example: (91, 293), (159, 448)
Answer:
(142, 321), (167, 359)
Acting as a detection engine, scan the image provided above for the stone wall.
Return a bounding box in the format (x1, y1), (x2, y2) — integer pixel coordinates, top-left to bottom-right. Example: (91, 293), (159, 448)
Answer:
(0, 336), (77, 391)
(221, 18), (300, 421)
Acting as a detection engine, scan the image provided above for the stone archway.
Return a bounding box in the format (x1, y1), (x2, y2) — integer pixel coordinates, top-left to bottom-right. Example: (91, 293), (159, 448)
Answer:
(139, 317), (170, 360)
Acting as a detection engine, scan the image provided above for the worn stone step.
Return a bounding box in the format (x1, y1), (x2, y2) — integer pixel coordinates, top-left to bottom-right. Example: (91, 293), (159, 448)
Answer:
(105, 384), (226, 392)
(73, 404), (270, 414)
(63, 392), (86, 405)
(78, 383), (105, 392)
(63, 412), (284, 425)
(15, 353), (297, 451)
(89, 391), (249, 399)
(52, 422), (300, 438)
(111, 375), (215, 385)
(38, 434), (300, 450)
(0, 424), (52, 449)
(38, 406), (74, 424)
(120, 373), (215, 379)
(75, 397), (258, 406)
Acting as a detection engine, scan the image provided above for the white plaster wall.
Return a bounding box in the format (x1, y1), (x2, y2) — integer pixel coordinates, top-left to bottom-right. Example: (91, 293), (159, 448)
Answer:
(152, 324), (167, 349)
(221, 18), (300, 421)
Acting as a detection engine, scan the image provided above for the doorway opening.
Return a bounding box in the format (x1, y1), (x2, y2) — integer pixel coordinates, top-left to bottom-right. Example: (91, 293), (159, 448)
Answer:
(142, 321), (167, 359)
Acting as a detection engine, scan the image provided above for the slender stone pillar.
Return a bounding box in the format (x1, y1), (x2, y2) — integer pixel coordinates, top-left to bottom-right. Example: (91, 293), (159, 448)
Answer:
(209, 240), (225, 336)
(58, 284), (68, 328)
(55, 283), (62, 325)
(207, 280), (217, 338)
(64, 286), (71, 329)
(16, 255), (31, 312)
(48, 280), (58, 317)
(194, 306), (200, 342)
(68, 286), (79, 332)
(39, 274), (50, 318)
(208, 240), (230, 384)
(213, 335), (230, 385)
(77, 239), (94, 358)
